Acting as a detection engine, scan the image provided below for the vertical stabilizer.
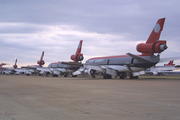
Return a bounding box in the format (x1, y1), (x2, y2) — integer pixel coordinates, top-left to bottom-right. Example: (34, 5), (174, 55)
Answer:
(71, 40), (84, 62)
(165, 61), (175, 66)
(13, 59), (18, 69)
(37, 51), (45, 66)
(40, 51), (44, 62)
(136, 18), (167, 55)
(146, 18), (165, 43)
(75, 40), (83, 55)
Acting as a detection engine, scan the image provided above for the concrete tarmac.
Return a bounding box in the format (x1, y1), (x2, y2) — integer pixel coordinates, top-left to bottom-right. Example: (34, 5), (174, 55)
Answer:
(0, 75), (180, 120)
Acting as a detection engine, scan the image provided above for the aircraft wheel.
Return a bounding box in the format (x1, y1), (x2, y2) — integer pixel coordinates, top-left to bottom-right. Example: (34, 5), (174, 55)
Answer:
(134, 76), (138, 79)
(92, 75), (95, 78)
(130, 75), (138, 79)
(120, 76), (125, 79)
(52, 74), (58, 77)
(108, 75), (112, 79)
(103, 74), (112, 79)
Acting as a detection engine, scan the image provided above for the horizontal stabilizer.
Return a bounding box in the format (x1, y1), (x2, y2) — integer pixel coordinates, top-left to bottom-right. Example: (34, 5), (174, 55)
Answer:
(61, 62), (83, 67)
(126, 53), (152, 63)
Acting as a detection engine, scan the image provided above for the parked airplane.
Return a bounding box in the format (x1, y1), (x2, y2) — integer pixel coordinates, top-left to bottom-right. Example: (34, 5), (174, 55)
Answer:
(15, 51), (45, 75)
(2, 59), (18, 75)
(0, 63), (7, 74)
(37, 40), (84, 77)
(145, 61), (180, 75)
(84, 18), (167, 79)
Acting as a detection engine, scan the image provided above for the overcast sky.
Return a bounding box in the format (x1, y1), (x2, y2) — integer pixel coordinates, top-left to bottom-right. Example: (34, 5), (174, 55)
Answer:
(1, 0), (180, 67)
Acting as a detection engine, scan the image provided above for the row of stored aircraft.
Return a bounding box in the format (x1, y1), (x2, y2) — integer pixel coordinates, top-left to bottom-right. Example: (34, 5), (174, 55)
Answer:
(1, 18), (179, 78)
(0, 40), (84, 76)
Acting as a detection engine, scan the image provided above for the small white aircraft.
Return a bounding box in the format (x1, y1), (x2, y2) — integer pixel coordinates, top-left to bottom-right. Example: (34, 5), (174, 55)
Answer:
(145, 61), (180, 75)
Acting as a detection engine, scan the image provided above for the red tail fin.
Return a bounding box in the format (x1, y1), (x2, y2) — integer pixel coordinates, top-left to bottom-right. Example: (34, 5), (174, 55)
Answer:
(165, 61), (175, 66)
(146, 18), (165, 43)
(40, 51), (44, 62)
(13, 59), (18, 69)
(0, 63), (6, 71)
(37, 51), (45, 66)
(136, 18), (167, 55)
(75, 40), (83, 55)
(71, 40), (84, 62)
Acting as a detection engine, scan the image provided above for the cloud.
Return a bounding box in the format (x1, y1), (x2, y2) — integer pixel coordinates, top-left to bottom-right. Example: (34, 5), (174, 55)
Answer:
(1, 0), (180, 67)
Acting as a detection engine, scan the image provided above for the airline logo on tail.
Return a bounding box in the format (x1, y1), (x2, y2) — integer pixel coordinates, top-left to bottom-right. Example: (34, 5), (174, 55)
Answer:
(154, 23), (160, 33)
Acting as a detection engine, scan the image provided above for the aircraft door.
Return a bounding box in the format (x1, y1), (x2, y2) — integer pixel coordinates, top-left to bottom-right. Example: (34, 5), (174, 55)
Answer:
(107, 60), (110, 65)
(131, 58), (134, 66)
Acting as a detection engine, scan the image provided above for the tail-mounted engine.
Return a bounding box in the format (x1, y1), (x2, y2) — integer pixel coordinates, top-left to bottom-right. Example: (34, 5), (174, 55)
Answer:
(71, 53), (84, 62)
(37, 60), (45, 66)
(136, 40), (167, 55)
(13, 64), (17, 69)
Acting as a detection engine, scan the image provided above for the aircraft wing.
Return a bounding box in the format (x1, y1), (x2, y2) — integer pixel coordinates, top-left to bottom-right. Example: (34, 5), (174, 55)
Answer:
(37, 67), (51, 72)
(21, 66), (39, 70)
(72, 67), (87, 75)
(85, 65), (104, 72)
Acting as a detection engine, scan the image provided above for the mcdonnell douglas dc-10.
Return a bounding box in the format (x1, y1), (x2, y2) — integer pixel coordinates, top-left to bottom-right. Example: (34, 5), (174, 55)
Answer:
(37, 40), (84, 77)
(15, 51), (45, 75)
(84, 18), (168, 79)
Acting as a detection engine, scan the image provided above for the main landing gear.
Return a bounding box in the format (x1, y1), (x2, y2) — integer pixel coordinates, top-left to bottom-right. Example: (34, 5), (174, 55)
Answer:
(103, 73), (112, 79)
(119, 72), (126, 79)
(90, 70), (96, 78)
(119, 73), (138, 79)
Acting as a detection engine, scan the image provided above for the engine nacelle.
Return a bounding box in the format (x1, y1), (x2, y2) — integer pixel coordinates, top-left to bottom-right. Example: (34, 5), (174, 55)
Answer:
(71, 54), (84, 62)
(136, 40), (167, 54)
(87, 69), (94, 75)
(13, 65), (18, 69)
(37, 60), (45, 66)
(152, 72), (158, 75)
